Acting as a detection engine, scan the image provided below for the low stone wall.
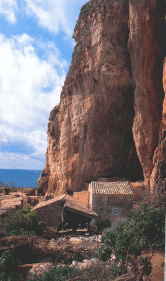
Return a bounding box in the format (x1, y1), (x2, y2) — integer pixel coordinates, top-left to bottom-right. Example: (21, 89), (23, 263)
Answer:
(35, 201), (63, 226)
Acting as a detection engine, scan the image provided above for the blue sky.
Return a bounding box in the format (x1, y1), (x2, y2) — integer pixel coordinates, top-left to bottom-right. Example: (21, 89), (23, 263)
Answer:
(0, 0), (87, 170)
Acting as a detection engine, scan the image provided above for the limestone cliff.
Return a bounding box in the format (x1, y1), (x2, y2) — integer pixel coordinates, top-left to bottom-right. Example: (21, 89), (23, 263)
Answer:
(128, 0), (165, 189)
(150, 58), (166, 191)
(38, 0), (166, 195)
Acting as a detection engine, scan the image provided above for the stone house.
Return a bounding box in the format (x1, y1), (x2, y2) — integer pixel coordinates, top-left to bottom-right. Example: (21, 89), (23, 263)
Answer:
(32, 194), (97, 228)
(72, 180), (136, 222)
(88, 181), (134, 222)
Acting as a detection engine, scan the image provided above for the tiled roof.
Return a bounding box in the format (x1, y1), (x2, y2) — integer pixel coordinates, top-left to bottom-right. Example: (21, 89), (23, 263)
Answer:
(89, 181), (134, 195)
(32, 194), (98, 217)
(32, 194), (66, 210)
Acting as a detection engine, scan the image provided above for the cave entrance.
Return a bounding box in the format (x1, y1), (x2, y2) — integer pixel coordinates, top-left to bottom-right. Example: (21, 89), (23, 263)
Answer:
(126, 143), (144, 182)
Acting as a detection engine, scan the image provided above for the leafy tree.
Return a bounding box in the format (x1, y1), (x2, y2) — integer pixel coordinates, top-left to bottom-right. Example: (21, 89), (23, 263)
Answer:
(99, 205), (165, 280)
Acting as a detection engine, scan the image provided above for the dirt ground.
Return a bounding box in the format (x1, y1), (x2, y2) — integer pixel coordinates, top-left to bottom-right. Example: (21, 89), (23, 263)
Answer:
(142, 249), (165, 281)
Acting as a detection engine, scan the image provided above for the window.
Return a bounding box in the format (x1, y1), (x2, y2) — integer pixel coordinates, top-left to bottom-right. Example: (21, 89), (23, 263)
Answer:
(112, 207), (119, 215)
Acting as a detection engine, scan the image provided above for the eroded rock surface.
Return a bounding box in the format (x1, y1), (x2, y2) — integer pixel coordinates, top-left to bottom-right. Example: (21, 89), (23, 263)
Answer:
(128, 0), (165, 188)
(38, 0), (165, 195)
(150, 58), (166, 191)
(39, 0), (140, 195)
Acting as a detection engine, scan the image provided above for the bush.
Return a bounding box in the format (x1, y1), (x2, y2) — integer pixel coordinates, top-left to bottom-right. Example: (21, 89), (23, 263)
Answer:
(0, 206), (43, 236)
(99, 205), (165, 279)
(101, 218), (129, 261)
(128, 205), (165, 250)
(96, 219), (112, 233)
(109, 262), (127, 279)
(0, 249), (21, 281)
(27, 266), (82, 281)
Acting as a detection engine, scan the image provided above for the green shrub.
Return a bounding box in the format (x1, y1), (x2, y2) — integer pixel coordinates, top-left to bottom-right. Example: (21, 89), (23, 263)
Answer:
(128, 205), (165, 250)
(140, 257), (152, 277)
(99, 205), (165, 278)
(0, 249), (21, 281)
(109, 262), (127, 279)
(0, 206), (43, 236)
(101, 218), (130, 262)
(99, 244), (113, 262)
(27, 266), (82, 281)
(96, 219), (112, 233)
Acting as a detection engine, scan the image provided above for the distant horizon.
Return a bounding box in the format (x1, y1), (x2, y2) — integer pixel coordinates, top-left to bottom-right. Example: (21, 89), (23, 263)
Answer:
(0, 169), (42, 187)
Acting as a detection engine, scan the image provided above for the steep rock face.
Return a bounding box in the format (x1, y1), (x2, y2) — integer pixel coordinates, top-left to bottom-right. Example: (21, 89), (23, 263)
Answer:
(38, 0), (165, 195)
(150, 58), (166, 191)
(39, 0), (141, 195)
(128, 0), (165, 188)
(38, 105), (60, 195)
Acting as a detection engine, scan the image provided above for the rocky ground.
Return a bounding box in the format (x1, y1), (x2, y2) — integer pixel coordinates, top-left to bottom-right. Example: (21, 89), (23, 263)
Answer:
(0, 234), (101, 264)
(0, 234), (107, 280)
(0, 192), (44, 215)
(0, 233), (164, 280)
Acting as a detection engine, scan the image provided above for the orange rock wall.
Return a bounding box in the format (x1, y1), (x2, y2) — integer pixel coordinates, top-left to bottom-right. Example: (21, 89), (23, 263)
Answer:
(38, 0), (166, 195)
(39, 0), (139, 195)
(128, 0), (165, 188)
(150, 58), (166, 190)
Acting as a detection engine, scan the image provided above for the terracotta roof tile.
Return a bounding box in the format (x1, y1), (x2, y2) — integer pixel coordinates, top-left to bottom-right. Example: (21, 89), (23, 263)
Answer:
(32, 194), (97, 217)
(90, 181), (134, 195)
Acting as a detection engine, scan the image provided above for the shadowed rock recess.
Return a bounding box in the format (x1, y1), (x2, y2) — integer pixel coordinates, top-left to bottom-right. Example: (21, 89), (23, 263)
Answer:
(38, 0), (166, 195)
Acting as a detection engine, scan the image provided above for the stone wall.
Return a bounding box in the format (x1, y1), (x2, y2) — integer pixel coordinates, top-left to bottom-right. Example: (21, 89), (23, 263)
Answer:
(35, 181), (135, 226)
(73, 191), (89, 207)
(89, 181), (134, 221)
(35, 201), (63, 227)
(92, 193), (133, 221)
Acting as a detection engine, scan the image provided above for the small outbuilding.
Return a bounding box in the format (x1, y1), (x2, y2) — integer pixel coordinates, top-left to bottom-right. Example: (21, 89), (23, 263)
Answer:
(89, 181), (134, 222)
(32, 194), (98, 229)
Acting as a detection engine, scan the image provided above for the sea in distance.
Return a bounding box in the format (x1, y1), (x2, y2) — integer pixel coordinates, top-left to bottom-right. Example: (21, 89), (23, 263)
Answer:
(0, 169), (42, 188)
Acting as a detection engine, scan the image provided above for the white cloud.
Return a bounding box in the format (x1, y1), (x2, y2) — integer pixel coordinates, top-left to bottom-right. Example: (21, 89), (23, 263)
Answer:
(0, 0), (17, 23)
(0, 0), (87, 169)
(0, 0), (87, 36)
(0, 33), (67, 167)
(25, 0), (87, 36)
(0, 152), (45, 170)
